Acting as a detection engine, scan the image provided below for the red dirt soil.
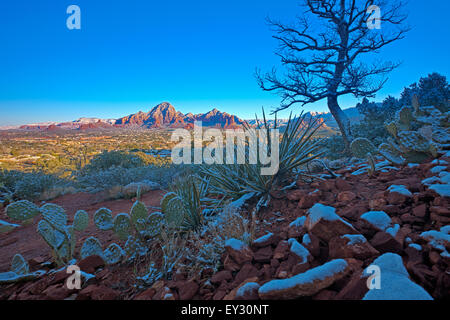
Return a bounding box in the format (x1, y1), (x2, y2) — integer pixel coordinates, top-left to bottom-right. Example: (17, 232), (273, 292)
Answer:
(0, 190), (165, 272)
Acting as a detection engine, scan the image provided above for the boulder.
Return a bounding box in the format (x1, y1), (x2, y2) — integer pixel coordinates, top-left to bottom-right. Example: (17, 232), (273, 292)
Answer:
(329, 234), (379, 260)
(305, 204), (358, 242)
(224, 238), (253, 265)
(258, 259), (352, 300)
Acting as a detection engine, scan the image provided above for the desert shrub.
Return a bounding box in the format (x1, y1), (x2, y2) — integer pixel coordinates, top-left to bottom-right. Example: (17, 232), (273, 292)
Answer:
(76, 164), (182, 192)
(321, 134), (348, 160)
(81, 150), (145, 174)
(352, 96), (402, 146)
(0, 169), (73, 201)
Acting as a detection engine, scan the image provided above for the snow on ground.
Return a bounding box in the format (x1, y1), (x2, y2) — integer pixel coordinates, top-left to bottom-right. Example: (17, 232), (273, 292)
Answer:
(288, 238), (310, 263)
(428, 184), (450, 197)
(307, 203), (353, 227)
(258, 259), (348, 296)
(387, 185), (412, 197)
(360, 211), (392, 231)
(341, 234), (367, 245)
(289, 216), (306, 229)
(362, 253), (433, 300)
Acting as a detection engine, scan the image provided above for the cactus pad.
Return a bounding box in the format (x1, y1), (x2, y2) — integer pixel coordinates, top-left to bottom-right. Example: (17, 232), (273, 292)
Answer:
(11, 254), (29, 275)
(397, 131), (431, 153)
(6, 200), (40, 221)
(37, 219), (65, 250)
(130, 201), (147, 226)
(379, 143), (405, 165)
(94, 208), (114, 231)
(103, 243), (125, 265)
(350, 138), (377, 158)
(73, 210), (89, 231)
(113, 213), (132, 241)
(40, 203), (68, 231)
(80, 237), (104, 260)
(397, 106), (413, 130)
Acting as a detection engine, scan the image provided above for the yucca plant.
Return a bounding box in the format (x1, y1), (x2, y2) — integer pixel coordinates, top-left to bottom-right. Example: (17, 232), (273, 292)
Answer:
(161, 175), (220, 232)
(201, 109), (324, 210)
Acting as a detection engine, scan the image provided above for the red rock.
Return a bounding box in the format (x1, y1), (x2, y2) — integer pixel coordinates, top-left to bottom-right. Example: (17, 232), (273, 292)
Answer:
(273, 240), (290, 260)
(224, 277), (259, 300)
(252, 233), (279, 248)
(177, 280), (199, 300)
(405, 245), (423, 264)
(369, 231), (402, 254)
(337, 191), (356, 202)
(211, 270), (233, 285)
(43, 284), (73, 300)
(28, 256), (46, 269)
(334, 270), (368, 300)
(400, 213), (423, 224)
(329, 235), (379, 260)
(305, 205), (358, 242)
(429, 251), (442, 265)
(302, 233), (321, 257)
(223, 255), (240, 272)
(49, 269), (70, 285)
(135, 288), (156, 300)
(234, 263), (259, 286)
(77, 255), (105, 274)
(369, 198), (387, 210)
(234, 281), (260, 300)
(312, 289), (337, 300)
(213, 289), (227, 300)
(335, 179), (352, 191)
(224, 239), (253, 265)
(412, 204), (427, 218)
(292, 262), (310, 275)
(430, 206), (450, 216)
(78, 285), (119, 300)
(319, 180), (336, 192)
(253, 246), (273, 263)
(387, 191), (411, 205)
(286, 190), (307, 201)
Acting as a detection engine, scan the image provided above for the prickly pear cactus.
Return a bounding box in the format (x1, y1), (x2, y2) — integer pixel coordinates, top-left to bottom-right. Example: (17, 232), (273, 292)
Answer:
(113, 213), (132, 241)
(124, 236), (148, 258)
(11, 254), (29, 275)
(378, 143), (404, 165)
(80, 236), (104, 260)
(397, 131), (431, 153)
(130, 201), (147, 226)
(396, 106), (413, 130)
(94, 208), (114, 231)
(385, 121), (398, 138)
(103, 243), (125, 265)
(37, 219), (64, 250)
(40, 203), (67, 231)
(350, 138), (377, 158)
(73, 210), (89, 232)
(378, 95), (448, 164)
(6, 200), (40, 221)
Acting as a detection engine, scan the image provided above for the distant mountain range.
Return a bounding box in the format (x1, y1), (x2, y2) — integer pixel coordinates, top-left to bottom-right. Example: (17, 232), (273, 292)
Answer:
(0, 102), (361, 131)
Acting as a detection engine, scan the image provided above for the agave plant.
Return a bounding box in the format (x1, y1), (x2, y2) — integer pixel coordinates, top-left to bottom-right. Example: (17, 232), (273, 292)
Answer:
(201, 109), (324, 210)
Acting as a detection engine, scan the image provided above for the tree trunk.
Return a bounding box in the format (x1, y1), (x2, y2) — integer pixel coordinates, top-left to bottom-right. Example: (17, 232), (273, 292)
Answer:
(327, 95), (352, 151)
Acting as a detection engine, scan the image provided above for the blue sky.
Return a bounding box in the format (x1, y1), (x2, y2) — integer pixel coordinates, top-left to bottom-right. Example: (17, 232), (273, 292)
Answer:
(0, 0), (449, 126)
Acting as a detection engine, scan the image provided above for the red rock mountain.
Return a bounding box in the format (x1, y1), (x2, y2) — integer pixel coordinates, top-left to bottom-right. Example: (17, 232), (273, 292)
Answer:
(115, 102), (243, 129)
(18, 103), (243, 131)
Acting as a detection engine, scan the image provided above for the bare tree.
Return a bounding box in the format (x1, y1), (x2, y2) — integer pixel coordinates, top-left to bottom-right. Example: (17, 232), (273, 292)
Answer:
(257, 0), (409, 150)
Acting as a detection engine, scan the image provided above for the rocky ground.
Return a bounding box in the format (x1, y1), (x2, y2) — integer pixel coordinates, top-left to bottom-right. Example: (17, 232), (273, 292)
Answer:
(0, 154), (449, 300)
